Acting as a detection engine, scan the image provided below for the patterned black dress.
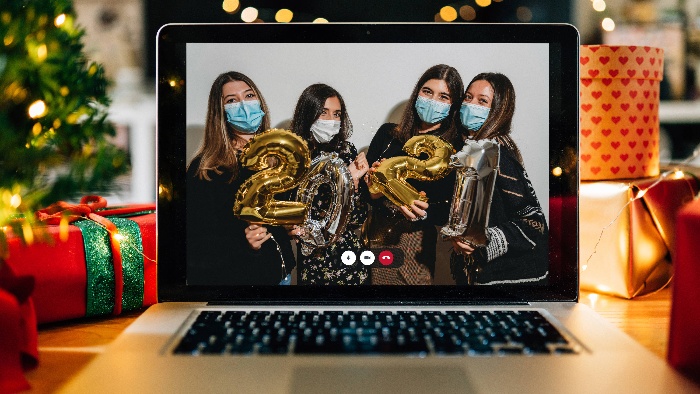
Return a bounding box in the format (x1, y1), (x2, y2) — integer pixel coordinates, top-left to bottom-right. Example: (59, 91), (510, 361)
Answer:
(297, 140), (370, 285)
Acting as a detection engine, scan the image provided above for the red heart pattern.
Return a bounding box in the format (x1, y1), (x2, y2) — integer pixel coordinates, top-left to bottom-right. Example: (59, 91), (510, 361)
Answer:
(579, 45), (663, 180)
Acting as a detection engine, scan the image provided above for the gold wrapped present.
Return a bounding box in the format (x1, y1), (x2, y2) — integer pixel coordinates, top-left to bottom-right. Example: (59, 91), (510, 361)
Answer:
(580, 172), (698, 298)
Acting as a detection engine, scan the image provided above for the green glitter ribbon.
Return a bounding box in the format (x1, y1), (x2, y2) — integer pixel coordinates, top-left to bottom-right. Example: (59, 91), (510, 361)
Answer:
(74, 217), (145, 316)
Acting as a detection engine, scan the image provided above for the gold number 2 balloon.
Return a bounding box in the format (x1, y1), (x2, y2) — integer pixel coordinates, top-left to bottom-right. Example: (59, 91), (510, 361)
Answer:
(368, 134), (454, 210)
(233, 129), (311, 225)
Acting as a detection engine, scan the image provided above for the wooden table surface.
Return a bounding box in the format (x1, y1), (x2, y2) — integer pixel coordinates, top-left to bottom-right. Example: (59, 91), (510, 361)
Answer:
(24, 287), (674, 393)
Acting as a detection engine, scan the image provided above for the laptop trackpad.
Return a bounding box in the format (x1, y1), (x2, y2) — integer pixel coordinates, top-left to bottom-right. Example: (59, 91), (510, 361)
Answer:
(291, 365), (474, 393)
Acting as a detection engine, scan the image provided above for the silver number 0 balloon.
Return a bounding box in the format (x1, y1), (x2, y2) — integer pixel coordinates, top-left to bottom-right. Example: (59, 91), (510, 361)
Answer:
(295, 152), (354, 256)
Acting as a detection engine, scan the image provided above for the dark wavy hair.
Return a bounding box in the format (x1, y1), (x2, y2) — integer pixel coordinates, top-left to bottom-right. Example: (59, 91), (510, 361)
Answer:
(189, 71), (270, 181)
(289, 83), (352, 155)
(393, 64), (463, 145)
(466, 72), (523, 164)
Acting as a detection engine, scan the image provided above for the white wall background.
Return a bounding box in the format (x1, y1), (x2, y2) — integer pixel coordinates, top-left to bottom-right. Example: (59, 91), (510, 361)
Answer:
(186, 42), (550, 216)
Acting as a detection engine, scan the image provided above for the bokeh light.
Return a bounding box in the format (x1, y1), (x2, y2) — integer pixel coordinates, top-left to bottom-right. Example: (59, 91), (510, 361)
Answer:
(222, 0), (240, 14)
(592, 0), (606, 12)
(275, 9), (293, 23)
(28, 100), (47, 119)
(516, 6), (533, 22)
(602, 17), (615, 31)
(440, 6), (458, 22)
(313, 18), (329, 23)
(552, 167), (563, 177)
(475, 0), (492, 7)
(241, 7), (258, 22)
(54, 13), (66, 27)
(459, 5), (476, 21)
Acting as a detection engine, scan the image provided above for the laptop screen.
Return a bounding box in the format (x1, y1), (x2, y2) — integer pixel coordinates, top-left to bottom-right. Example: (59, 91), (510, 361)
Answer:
(157, 23), (579, 303)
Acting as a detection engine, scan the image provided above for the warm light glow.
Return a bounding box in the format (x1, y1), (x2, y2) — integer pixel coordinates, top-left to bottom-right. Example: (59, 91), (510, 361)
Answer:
(552, 167), (563, 177)
(22, 222), (34, 245)
(440, 6), (458, 22)
(10, 194), (21, 208)
(241, 7), (258, 22)
(37, 43), (47, 61)
(516, 7), (533, 22)
(54, 13), (66, 27)
(275, 9), (293, 23)
(60, 86), (69, 96)
(602, 17), (615, 32)
(586, 292), (599, 307)
(114, 233), (127, 242)
(28, 100), (47, 119)
(459, 5), (476, 21)
(169, 79), (177, 87)
(581, 264), (588, 271)
(592, 0), (606, 12)
(313, 18), (329, 23)
(636, 189), (646, 199)
(32, 123), (42, 136)
(673, 170), (685, 179)
(59, 216), (70, 242)
(475, 0), (492, 7)
(222, 0), (240, 14)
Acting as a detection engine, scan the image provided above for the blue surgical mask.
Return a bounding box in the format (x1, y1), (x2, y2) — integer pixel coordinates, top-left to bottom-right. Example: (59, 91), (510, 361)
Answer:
(224, 100), (265, 134)
(459, 103), (490, 131)
(414, 95), (451, 124)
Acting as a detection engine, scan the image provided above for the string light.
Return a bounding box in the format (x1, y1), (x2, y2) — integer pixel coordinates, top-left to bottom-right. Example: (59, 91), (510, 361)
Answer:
(275, 9), (293, 23)
(241, 7), (258, 22)
(602, 17), (615, 32)
(516, 7), (533, 22)
(28, 100), (47, 119)
(459, 5), (476, 21)
(592, 0), (606, 12)
(222, 0), (240, 14)
(440, 6), (458, 22)
(54, 13), (66, 27)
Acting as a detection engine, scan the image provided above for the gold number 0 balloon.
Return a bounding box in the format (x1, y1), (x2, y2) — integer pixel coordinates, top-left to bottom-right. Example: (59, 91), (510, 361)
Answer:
(368, 134), (454, 210)
(233, 129), (311, 225)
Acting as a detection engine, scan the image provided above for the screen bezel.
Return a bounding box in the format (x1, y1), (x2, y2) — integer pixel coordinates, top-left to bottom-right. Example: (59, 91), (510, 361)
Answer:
(156, 23), (579, 304)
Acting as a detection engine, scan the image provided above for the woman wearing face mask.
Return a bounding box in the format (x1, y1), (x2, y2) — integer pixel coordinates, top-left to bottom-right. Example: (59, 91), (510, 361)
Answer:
(363, 64), (464, 285)
(186, 71), (296, 285)
(288, 83), (370, 285)
(450, 72), (548, 285)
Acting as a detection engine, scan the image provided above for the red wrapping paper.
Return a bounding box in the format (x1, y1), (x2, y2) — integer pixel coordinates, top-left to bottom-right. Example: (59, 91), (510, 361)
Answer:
(669, 198), (700, 381)
(5, 204), (156, 324)
(0, 260), (38, 393)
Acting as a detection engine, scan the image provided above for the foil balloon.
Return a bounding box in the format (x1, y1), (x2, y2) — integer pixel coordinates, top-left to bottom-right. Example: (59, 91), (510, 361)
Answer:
(440, 139), (500, 247)
(368, 134), (453, 211)
(233, 129), (311, 225)
(295, 152), (354, 256)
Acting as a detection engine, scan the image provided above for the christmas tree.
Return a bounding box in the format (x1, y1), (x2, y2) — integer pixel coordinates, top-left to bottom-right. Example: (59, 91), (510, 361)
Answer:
(0, 0), (128, 256)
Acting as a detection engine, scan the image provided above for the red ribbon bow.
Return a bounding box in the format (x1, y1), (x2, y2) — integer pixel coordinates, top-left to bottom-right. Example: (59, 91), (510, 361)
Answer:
(36, 195), (125, 315)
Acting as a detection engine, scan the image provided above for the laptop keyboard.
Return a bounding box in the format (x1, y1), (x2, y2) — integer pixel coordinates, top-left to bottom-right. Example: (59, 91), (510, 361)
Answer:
(173, 310), (578, 356)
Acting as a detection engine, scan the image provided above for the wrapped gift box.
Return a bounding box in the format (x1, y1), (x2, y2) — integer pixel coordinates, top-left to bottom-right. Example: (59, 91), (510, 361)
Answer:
(669, 198), (700, 381)
(5, 199), (156, 324)
(580, 173), (698, 298)
(580, 45), (664, 180)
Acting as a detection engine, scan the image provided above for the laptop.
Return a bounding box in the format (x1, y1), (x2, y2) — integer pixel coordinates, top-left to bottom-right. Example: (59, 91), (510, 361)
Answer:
(62, 23), (698, 393)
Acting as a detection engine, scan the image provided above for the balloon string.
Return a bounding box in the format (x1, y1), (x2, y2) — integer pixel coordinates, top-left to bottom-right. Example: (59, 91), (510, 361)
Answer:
(583, 142), (700, 270)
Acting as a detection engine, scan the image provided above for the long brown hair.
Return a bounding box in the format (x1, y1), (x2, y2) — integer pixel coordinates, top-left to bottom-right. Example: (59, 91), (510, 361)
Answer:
(393, 64), (463, 145)
(289, 83), (352, 155)
(467, 72), (523, 165)
(189, 71), (271, 181)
